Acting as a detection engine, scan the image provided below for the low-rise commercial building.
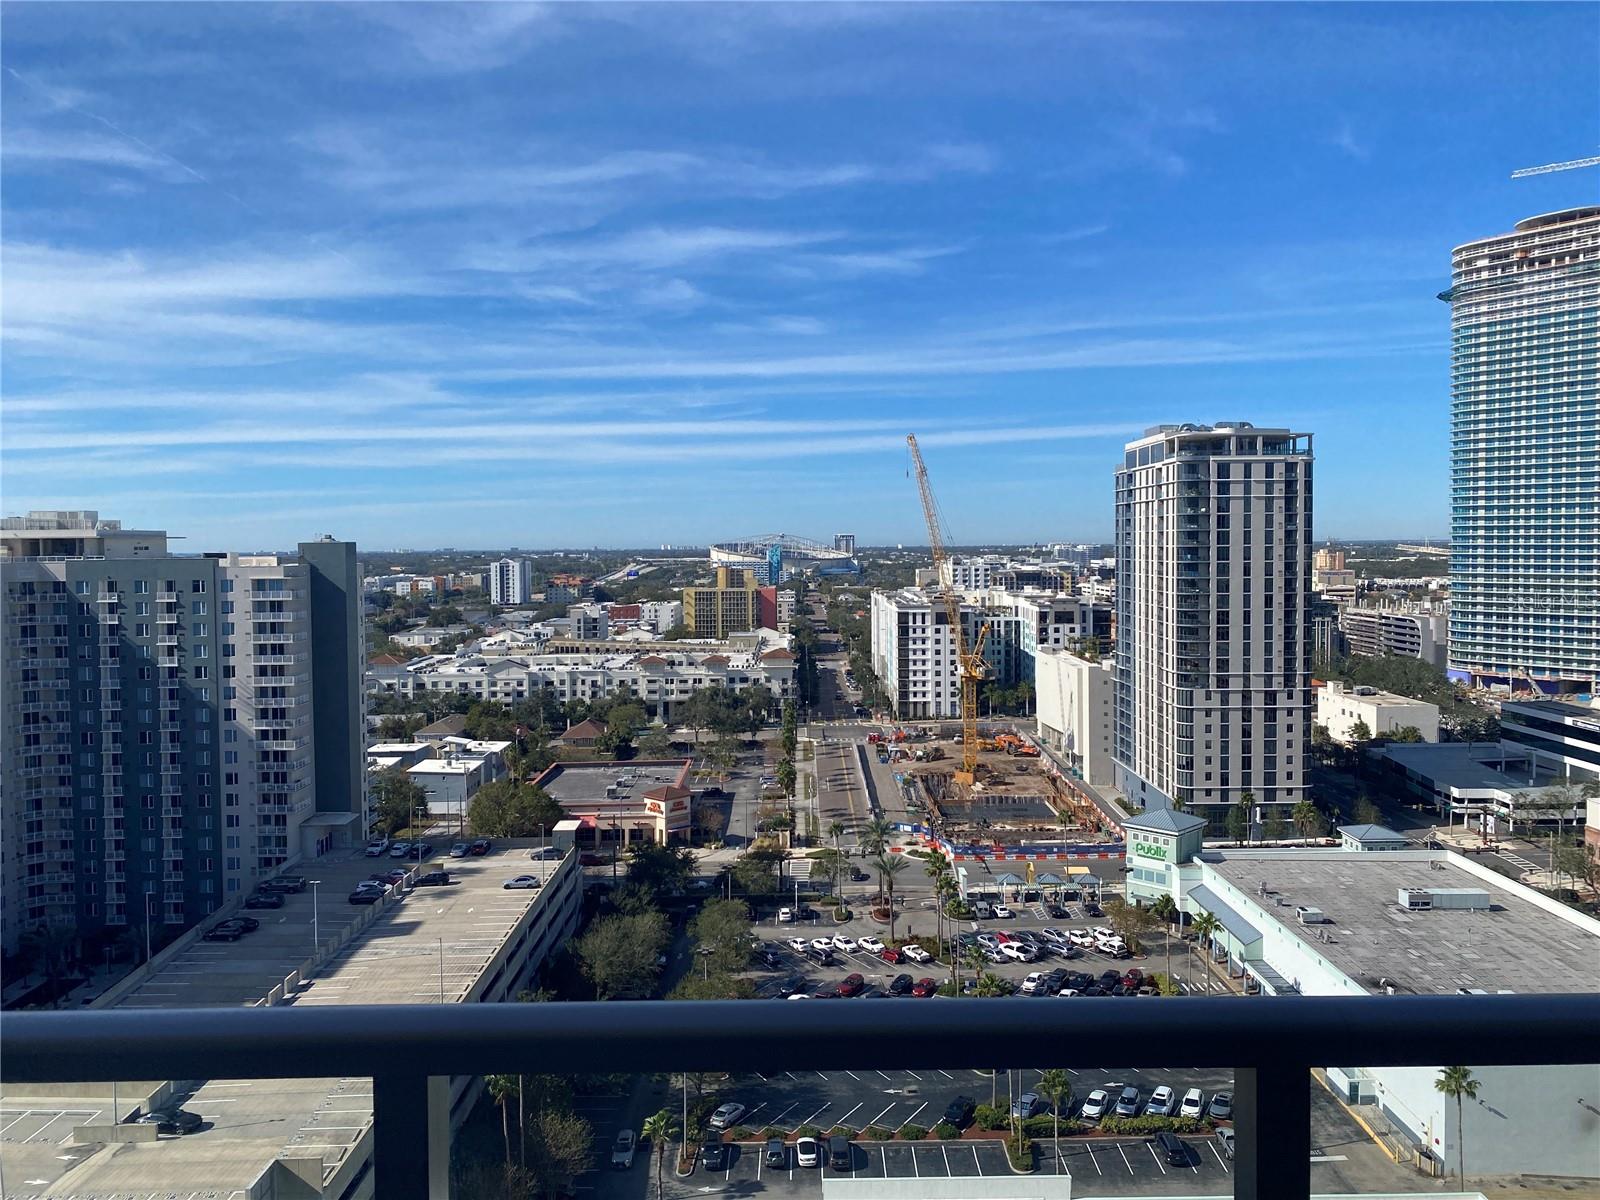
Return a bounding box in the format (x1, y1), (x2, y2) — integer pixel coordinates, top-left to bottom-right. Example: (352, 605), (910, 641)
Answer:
(534, 759), (695, 845)
(1120, 810), (1600, 1183)
(1033, 647), (1116, 786)
(1313, 567), (1358, 604)
(1316, 680), (1441, 744)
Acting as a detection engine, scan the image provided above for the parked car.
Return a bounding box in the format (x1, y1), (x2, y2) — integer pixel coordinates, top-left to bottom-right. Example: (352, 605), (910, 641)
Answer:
(406, 842), (434, 860)
(828, 1134), (852, 1171)
(911, 977), (939, 997)
(858, 935), (885, 954)
(579, 853), (605, 867)
(1180, 1087), (1205, 1118)
(757, 948), (783, 969)
(611, 1128), (636, 1168)
(469, 839), (491, 855)
(992, 904), (1014, 919)
(414, 871), (451, 887)
(1154, 1131), (1190, 1166)
(804, 945), (834, 966)
(1045, 902), (1068, 919)
(1123, 968), (1146, 987)
(1216, 1127), (1235, 1159)
(901, 944), (931, 963)
(135, 1107), (203, 1135)
(786, 937), (808, 953)
(244, 892), (285, 909)
(1209, 1092), (1233, 1120)
(849, 869), (869, 882)
(1114, 1086), (1141, 1117)
(1068, 930), (1095, 948)
(1080, 1089), (1110, 1120)
(1011, 1091), (1046, 1120)
(975, 932), (1000, 950)
(374, 868), (408, 886)
(389, 842), (412, 859)
(1145, 1086), (1176, 1117)
(502, 875), (541, 890)
(833, 936), (858, 953)
(1001, 942), (1038, 963)
(835, 973), (866, 997)
(795, 1135), (820, 1167)
(348, 885), (384, 905)
(886, 973), (913, 996)
(259, 875), (307, 894)
(708, 1102), (746, 1130)
(528, 845), (558, 860)
(202, 924), (245, 942)
(777, 907), (794, 923)
(449, 842), (469, 858)
(764, 1137), (786, 1168)
(943, 1095), (976, 1127)
(364, 837), (390, 857)
(1020, 972), (1049, 996)
(879, 947), (903, 964)
(224, 916), (260, 932)
(700, 1140), (726, 1170)
(1083, 902), (1104, 918)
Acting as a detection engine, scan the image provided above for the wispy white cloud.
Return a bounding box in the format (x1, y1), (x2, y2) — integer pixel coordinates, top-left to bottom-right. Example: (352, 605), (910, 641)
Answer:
(1, 128), (183, 176)
(1331, 118), (1371, 161)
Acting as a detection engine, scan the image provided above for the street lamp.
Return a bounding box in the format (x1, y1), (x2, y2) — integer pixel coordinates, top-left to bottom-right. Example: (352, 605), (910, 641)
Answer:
(143, 890), (154, 965)
(309, 880), (322, 950)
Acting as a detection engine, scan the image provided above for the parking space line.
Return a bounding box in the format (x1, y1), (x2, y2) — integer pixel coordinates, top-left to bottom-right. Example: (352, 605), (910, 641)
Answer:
(0, 1110), (36, 1135)
(971, 1142), (984, 1176)
(794, 1101), (831, 1131)
(837, 1102), (864, 1128)
(784, 1072), (799, 1082)
(844, 1070), (862, 1082)
(875, 1070), (892, 1081)
(768, 1102), (798, 1127)
(1084, 1140), (1102, 1175)
(1209, 1139), (1230, 1173)
(896, 1102), (926, 1131)
(935, 1070), (954, 1080)
(1117, 1142), (1135, 1175)
(865, 1103), (896, 1129)
(903, 1069), (922, 1080)
(1145, 1141), (1168, 1174)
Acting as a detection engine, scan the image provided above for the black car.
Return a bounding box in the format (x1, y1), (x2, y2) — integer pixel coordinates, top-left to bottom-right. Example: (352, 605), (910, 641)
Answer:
(469, 839), (491, 855)
(828, 1134), (851, 1171)
(886, 973), (913, 996)
(700, 1140), (726, 1170)
(202, 924), (244, 942)
(259, 875), (307, 894)
(135, 1107), (203, 1135)
(349, 886), (384, 905)
(1083, 902), (1103, 918)
(1044, 903), (1068, 919)
(407, 842), (435, 860)
(244, 892), (285, 910)
(1154, 1131), (1189, 1166)
(943, 1096), (976, 1127)
(850, 869), (870, 882)
(414, 871), (451, 887)
(224, 916), (260, 932)
(774, 977), (808, 998)
(757, 949), (784, 969)
(803, 945), (834, 966)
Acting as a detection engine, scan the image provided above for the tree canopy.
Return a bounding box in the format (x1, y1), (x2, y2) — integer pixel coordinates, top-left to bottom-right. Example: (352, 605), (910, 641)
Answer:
(469, 780), (564, 838)
(575, 911), (669, 1000)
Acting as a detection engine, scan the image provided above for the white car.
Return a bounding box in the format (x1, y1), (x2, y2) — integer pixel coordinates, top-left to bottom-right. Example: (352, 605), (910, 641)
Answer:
(1069, 930), (1095, 948)
(1179, 1087), (1205, 1118)
(1145, 1086), (1176, 1117)
(811, 937), (834, 952)
(901, 944), (931, 963)
(778, 907), (794, 923)
(1001, 942), (1038, 963)
(992, 904), (1014, 918)
(975, 932), (1000, 950)
(502, 875), (541, 890)
(610, 1128), (636, 1169)
(786, 993), (812, 1000)
(795, 1136), (820, 1167)
(858, 936), (885, 954)
(708, 1102), (746, 1130)
(1080, 1089), (1110, 1120)
(833, 936), (859, 954)
(1020, 972), (1047, 995)
(364, 837), (389, 857)
(449, 842), (469, 858)
(787, 937), (808, 953)
(1039, 927), (1068, 945)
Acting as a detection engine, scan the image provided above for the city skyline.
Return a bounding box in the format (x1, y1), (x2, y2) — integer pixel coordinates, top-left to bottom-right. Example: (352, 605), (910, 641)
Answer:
(4, 3), (1596, 547)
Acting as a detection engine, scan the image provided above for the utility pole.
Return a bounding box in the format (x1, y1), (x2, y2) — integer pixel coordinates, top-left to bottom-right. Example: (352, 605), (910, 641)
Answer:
(438, 938), (446, 1004)
(310, 881), (321, 950)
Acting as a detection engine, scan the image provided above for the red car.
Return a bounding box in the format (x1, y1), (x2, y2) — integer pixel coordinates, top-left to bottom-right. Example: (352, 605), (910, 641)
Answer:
(910, 977), (939, 997)
(1122, 968), (1146, 988)
(835, 973), (865, 998)
(579, 853), (605, 867)
(994, 931), (1015, 944)
(879, 947), (903, 964)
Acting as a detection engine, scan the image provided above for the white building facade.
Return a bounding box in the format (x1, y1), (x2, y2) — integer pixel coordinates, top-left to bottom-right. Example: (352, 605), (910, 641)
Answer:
(1033, 647), (1116, 786)
(1316, 681), (1440, 744)
(488, 557), (533, 607)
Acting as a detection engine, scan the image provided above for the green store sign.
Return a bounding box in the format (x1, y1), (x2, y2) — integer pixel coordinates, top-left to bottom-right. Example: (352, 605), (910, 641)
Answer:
(1132, 839), (1169, 861)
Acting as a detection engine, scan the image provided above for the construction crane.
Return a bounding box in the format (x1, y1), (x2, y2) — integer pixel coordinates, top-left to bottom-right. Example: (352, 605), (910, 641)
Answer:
(1510, 156), (1600, 178)
(907, 434), (988, 786)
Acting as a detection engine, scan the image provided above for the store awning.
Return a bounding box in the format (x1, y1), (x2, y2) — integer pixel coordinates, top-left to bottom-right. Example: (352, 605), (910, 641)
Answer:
(1189, 885), (1262, 947)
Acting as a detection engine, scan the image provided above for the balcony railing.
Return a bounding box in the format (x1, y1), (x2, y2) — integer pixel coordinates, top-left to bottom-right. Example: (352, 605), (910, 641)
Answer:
(2, 994), (1595, 1200)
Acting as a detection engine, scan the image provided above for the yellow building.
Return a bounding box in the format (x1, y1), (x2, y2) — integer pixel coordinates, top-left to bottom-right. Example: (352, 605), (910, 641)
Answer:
(683, 567), (760, 638)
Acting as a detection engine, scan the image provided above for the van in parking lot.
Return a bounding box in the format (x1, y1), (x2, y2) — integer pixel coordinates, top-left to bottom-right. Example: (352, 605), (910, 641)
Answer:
(828, 1135), (852, 1171)
(972, 901), (993, 920)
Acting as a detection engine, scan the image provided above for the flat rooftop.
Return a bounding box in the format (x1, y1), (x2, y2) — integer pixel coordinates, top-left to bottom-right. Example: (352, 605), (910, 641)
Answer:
(4, 847), (571, 1199)
(538, 759), (690, 804)
(1206, 849), (1600, 997)
(1373, 740), (1564, 793)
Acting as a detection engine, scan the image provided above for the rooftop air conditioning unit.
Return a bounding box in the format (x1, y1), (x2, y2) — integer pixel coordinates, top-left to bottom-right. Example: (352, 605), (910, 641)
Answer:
(1295, 905), (1326, 925)
(1398, 888), (1432, 910)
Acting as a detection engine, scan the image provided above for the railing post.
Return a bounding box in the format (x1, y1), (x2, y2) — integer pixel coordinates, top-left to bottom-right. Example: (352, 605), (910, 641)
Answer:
(373, 1071), (439, 1200)
(1234, 1062), (1311, 1200)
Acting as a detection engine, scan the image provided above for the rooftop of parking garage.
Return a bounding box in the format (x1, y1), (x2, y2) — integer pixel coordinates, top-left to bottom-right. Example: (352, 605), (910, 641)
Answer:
(1204, 849), (1600, 997)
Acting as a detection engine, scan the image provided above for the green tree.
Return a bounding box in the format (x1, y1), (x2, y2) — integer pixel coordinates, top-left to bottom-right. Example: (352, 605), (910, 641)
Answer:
(1292, 800), (1327, 841)
(372, 769), (429, 836)
(1263, 808), (1288, 842)
(777, 758), (797, 799)
(486, 1074), (518, 1165)
(1104, 898), (1158, 954)
(828, 820), (846, 852)
(669, 972), (758, 1000)
(1036, 1068), (1073, 1170)
(469, 780), (564, 838)
(1354, 795), (1383, 826)
(427, 604), (465, 627)
(1387, 725), (1425, 743)
(528, 1106), (594, 1200)
(813, 847), (849, 895)
(636, 725), (674, 759)
(641, 1109), (678, 1200)
(576, 911), (668, 1000)
(1225, 801), (1249, 845)
(731, 848), (781, 896)
(860, 815), (893, 857)
(1434, 1066), (1480, 1186)
(874, 853), (910, 941)
(690, 898), (753, 974)
(625, 841), (696, 903)
(1190, 911), (1221, 987)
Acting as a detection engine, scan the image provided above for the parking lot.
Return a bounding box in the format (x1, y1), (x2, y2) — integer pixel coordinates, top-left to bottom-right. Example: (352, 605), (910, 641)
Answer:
(0, 1106), (107, 1145)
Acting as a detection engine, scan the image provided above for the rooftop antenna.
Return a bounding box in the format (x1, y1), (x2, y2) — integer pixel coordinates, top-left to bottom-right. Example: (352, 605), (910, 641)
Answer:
(1509, 156), (1600, 178)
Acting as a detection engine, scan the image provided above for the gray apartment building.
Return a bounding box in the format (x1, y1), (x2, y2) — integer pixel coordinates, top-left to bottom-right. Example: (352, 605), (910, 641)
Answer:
(1113, 423), (1314, 824)
(1, 512), (362, 958)
(1442, 205), (1599, 694)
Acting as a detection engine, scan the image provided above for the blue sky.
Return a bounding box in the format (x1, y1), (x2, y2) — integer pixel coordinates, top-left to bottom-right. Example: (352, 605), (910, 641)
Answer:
(3, 3), (1595, 551)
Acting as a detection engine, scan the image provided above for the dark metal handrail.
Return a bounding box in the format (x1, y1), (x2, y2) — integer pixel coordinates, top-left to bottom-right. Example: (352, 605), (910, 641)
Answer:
(5, 994), (1597, 1200)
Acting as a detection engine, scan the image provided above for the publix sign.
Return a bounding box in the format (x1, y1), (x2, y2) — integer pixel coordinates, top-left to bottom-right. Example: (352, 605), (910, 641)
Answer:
(1131, 838), (1170, 861)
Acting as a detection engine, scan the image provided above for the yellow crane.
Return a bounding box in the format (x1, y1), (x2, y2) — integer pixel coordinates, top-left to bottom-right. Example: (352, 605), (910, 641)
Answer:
(907, 434), (988, 786)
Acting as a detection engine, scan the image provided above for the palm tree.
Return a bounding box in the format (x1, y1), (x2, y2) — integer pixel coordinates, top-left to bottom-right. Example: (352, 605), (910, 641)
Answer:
(1150, 895), (1178, 987)
(1037, 1069), (1072, 1171)
(875, 853), (910, 942)
(1190, 911), (1221, 990)
(961, 944), (985, 995)
(486, 1074), (517, 1165)
(1435, 1066), (1480, 1185)
(860, 815), (893, 857)
(641, 1108), (678, 1200)
(925, 851), (951, 953)
(1291, 800), (1325, 841)
(828, 819), (846, 853)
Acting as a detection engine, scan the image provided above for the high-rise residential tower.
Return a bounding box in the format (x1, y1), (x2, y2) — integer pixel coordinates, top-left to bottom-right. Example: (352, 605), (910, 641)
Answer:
(1442, 206), (1600, 694)
(0, 512), (361, 956)
(1113, 423), (1314, 823)
(488, 557), (533, 607)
